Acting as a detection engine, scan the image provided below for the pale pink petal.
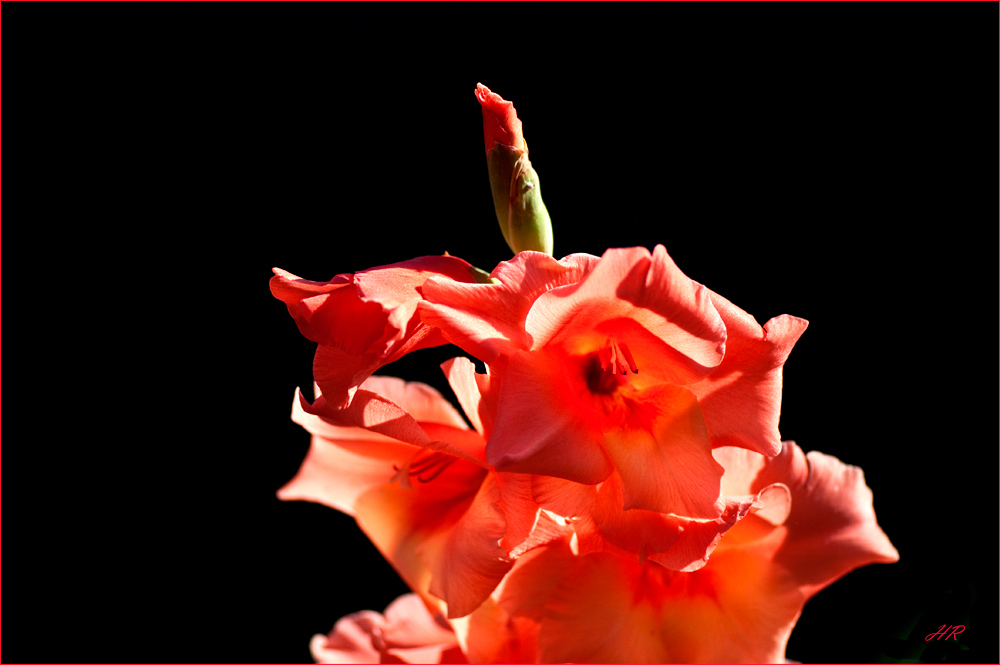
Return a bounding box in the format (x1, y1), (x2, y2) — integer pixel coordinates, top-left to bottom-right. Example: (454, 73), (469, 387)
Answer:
(418, 251), (599, 363)
(380, 594), (465, 663)
(312, 595), (466, 664)
(277, 431), (412, 517)
(691, 290), (808, 456)
(713, 445), (769, 496)
(525, 245), (726, 385)
(310, 610), (384, 664)
(485, 349), (613, 485)
(599, 384), (723, 518)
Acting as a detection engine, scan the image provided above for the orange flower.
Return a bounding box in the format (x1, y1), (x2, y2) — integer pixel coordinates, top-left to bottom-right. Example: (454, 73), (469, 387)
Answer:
(449, 442), (899, 664)
(279, 360), (567, 619)
(270, 255), (479, 409)
(418, 245), (808, 569)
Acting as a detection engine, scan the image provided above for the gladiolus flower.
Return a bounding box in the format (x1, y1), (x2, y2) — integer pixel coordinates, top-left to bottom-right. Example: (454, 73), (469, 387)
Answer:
(279, 361), (568, 619)
(450, 442), (899, 664)
(270, 255), (480, 409)
(310, 594), (466, 664)
(418, 245), (808, 569)
(476, 83), (553, 256)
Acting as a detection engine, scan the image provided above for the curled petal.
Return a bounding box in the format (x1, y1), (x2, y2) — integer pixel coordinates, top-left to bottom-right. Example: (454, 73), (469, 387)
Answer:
(273, 256), (477, 409)
(270, 268), (378, 350)
(278, 388), (417, 516)
(310, 609), (384, 664)
(526, 245), (726, 385)
(311, 594), (465, 664)
(771, 446), (900, 594)
(419, 251), (600, 363)
(692, 290), (808, 456)
(441, 357), (497, 439)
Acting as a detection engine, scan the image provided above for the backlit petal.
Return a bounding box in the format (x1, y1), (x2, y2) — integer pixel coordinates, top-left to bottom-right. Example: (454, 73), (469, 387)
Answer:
(766, 445), (900, 594)
(526, 245), (726, 384)
(599, 384), (723, 518)
(422, 474), (514, 618)
(486, 349), (613, 485)
(691, 290), (808, 456)
(419, 251), (599, 363)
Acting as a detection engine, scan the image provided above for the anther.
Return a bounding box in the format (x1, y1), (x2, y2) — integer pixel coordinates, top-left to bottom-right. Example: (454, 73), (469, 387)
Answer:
(598, 337), (638, 375)
(393, 451), (457, 484)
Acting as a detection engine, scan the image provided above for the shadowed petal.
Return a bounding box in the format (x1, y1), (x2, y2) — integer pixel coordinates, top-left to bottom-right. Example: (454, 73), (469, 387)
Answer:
(761, 444), (901, 594)
(421, 474), (514, 619)
(486, 349), (613, 484)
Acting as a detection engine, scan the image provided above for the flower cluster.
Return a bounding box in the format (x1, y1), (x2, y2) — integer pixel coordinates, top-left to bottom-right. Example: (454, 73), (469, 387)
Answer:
(271, 84), (897, 663)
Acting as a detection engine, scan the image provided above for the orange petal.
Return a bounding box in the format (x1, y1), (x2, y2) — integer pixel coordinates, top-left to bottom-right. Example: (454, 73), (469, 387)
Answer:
(692, 290), (808, 457)
(599, 384), (723, 518)
(418, 251), (599, 364)
(526, 245), (726, 385)
(486, 349), (613, 485)
(421, 474), (514, 618)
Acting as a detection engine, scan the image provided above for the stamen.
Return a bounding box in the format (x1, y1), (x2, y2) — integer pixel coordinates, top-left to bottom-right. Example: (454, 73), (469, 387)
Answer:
(599, 336), (638, 375)
(392, 451), (457, 485)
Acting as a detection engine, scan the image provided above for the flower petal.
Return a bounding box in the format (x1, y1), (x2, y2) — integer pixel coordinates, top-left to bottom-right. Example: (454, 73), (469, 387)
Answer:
(536, 550), (803, 664)
(418, 252), (599, 364)
(277, 390), (416, 516)
(599, 384), (723, 518)
(270, 268), (381, 350)
(485, 349), (613, 485)
(311, 594), (466, 664)
(526, 245), (726, 385)
(421, 474), (514, 619)
(310, 609), (384, 664)
(691, 290), (808, 456)
(761, 443), (900, 594)
(441, 357), (492, 438)
(355, 255), (478, 337)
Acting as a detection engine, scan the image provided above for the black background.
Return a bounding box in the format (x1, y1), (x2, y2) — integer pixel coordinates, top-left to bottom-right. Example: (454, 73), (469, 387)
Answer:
(6, 4), (997, 664)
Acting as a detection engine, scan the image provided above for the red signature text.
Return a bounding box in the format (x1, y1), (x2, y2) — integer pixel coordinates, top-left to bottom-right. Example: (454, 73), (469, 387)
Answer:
(925, 624), (965, 641)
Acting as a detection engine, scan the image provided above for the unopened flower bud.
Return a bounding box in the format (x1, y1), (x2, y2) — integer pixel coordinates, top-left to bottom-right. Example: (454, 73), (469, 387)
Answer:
(475, 83), (553, 255)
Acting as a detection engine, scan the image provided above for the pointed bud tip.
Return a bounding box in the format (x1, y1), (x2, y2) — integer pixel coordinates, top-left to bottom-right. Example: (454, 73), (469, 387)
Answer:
(475, 83), (525, 153)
